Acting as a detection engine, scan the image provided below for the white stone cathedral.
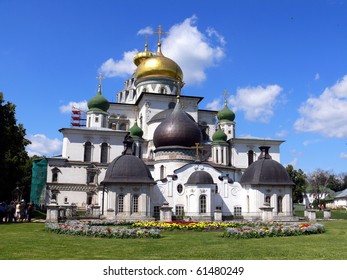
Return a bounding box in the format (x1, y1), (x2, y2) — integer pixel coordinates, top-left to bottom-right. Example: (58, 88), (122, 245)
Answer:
(44, 33), (294, 222)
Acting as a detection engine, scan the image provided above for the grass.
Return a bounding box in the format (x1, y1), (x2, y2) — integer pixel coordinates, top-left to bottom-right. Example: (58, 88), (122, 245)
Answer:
(1, 220), (347, 260)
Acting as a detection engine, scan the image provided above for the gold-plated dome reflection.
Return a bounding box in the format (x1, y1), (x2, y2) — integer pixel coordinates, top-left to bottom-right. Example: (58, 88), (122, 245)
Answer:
(135, 43), (183, 81)
(133, 43), (155, 66)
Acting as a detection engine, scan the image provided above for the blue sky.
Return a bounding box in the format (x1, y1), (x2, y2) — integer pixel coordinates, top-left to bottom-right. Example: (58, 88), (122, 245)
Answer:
(1, 0), (347, 174)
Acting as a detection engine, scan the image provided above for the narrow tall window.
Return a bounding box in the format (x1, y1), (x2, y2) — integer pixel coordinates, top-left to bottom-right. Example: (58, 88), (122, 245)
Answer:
(265, 195), (271, 205)
(132, 195), (139, 213)
(118, 194), (124, 213)
(160, 165), (165, 180)
(153, 206), (160, 220)
(200, 195), (206, 214)
(52, 172), (58, 182)
(248, 150), (254, 166)
(277, 196), (283, 213)
(175, 205), (184, 218)
(84, 141), (92, 162)
(100, 142), (108, 163)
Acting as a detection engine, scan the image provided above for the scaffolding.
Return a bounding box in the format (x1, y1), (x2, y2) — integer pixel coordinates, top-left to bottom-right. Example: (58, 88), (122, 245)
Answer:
(71, 107), (86, 127)
(30, 158), (48, 205)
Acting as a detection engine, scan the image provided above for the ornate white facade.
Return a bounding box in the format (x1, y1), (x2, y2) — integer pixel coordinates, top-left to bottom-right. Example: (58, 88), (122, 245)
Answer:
(44, 38), (294, 221)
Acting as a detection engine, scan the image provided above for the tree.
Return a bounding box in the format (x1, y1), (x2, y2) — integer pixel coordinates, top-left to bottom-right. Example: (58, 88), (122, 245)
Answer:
(306, 169), (334, 206)
(286, 164), (306, 203)
(0, 92), (31, 202)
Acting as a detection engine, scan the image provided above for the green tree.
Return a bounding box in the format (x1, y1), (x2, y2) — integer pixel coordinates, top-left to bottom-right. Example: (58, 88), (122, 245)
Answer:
(286, 164), (306, 203)
(0, 92), (31, 202)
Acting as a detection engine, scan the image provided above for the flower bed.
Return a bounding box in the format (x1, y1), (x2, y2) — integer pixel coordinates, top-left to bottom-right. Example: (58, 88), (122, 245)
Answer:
(223, 223), (325, 239)
(132, 221), (238, 231)
(45, 221), (160, 239)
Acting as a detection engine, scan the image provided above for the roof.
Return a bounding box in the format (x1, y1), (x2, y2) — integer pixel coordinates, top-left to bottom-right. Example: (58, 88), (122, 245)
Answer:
(101, 137), (154, 185)
(186, 171), (214, 185)
(240, 146), (294, 186)
(335, 188), (347, 198)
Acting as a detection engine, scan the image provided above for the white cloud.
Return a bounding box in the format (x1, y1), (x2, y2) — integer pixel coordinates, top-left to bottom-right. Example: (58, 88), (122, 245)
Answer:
(205, 98), (223, 111)
(340, 152), (347, 159)
(59, 101), (88, 114)
(206, 27), (226, 46)
(137, 26), (154, 35)
(294, 75), (347, 138)
(162, 15), (225, 85)
(275, 130), (288, 138)
(229, 85), (283, 123)
(98, 50), (138, 78)
(302, 139), (323, 146)
(98, 15), (226, 85)
(315, 73), (320, 80)
(26, 134), (62, 157)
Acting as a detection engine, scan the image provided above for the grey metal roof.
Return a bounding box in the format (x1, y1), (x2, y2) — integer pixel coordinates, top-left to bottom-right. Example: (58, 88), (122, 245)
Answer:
(335, 188), (347, 198)
(153, 101), (202, 148)
(101, 137), (154, 185)
(186, 171), (214, 185)
(240, 146), (294, 186)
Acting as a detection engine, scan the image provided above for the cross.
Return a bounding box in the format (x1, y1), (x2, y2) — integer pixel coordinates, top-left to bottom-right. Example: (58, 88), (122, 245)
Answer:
(223, 89), (229, 105)
(132, 107), (138, 120)
(96, 73), (104, 87)
(191, 142), (206, 161)
(153, 25), (168, 44)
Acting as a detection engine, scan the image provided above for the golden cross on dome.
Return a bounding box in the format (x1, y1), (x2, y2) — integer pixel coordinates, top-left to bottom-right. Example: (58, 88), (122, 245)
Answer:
(96, 73), (104, 87)
(191, 142), (206, 161)
(153, 25), (168, 44)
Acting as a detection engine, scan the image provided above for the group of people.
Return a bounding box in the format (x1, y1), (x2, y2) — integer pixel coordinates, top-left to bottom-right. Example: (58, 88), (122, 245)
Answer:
(0, 200), (34, 223)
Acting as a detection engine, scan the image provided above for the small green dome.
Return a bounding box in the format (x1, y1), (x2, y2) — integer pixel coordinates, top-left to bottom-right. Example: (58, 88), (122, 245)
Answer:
(217, 103), (235, 122)
(87, 85), (110, 112)
(212, 127), (227, 143)
(129, 121), (143, 138)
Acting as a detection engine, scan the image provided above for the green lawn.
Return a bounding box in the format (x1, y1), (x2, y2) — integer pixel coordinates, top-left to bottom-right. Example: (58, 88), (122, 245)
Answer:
(1, 220), (347, 260)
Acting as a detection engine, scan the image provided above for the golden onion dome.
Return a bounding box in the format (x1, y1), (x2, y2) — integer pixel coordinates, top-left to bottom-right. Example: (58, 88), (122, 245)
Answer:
(133, 43), (155, 66)
(135, 43), (183, 81)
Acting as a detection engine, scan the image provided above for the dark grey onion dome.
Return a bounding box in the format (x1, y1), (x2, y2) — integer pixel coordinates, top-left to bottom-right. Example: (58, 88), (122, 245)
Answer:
(186, 171), (214, 184)
(240, 146), (294, 186)
(153, 100), (202, 148)
(102, 137), (154, 185)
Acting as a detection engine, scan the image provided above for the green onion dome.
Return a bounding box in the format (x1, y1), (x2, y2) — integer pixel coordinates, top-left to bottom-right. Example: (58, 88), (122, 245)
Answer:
(217, 103), (235, 122)
(212, 127), (227, 143)
(87, 85), (110, 112)
(129, 121), (143, 138)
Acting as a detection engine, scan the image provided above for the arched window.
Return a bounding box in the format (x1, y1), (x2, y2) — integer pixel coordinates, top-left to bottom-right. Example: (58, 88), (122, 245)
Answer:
(199, 195), (206, 213)
(119, 122), (127, 131)
(277, 196), (283, 213)
(265, 195), (271, 205)
(118, 194), (124, 213)
(248, 150), (254, 166)
(51, 168), (60, 182)
(133, 143), (137, 156)
(160, 165), (165, 180)
(132, 195), (139, 213)
(159, 87), (167, 94)
(52, 173), (58, 182)
(84, 141), (92, 162)
(100, 142), (108, 163)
